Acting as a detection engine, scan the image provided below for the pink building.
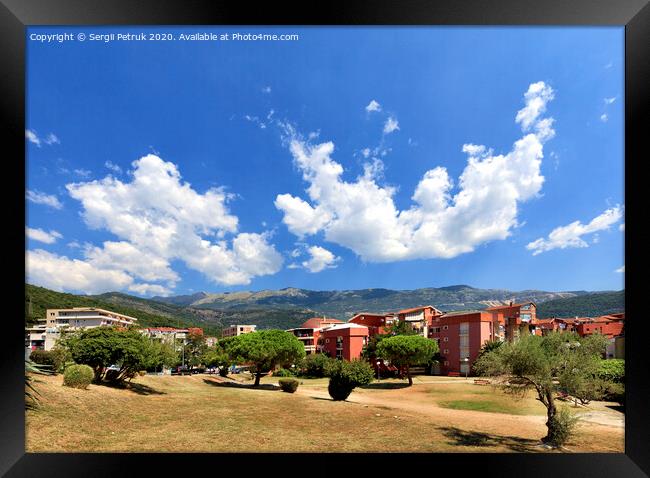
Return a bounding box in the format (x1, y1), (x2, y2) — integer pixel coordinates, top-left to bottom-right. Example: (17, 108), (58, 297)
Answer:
(319, 323), (370, 361)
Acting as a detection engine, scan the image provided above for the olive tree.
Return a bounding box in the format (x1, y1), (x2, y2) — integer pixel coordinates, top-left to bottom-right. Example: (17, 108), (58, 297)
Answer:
(376, 335), (439, 386)
(474, 331), (608, 447)
(227, 330), (305, 386)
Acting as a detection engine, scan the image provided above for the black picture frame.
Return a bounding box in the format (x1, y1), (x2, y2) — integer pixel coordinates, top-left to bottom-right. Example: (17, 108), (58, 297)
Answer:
(2, 0), (648, 476)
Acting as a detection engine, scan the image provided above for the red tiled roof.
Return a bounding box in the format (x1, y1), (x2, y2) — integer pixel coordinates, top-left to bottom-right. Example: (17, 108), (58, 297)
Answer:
(484, 302), (536, 311)
(398, 305), (441, 315)
(300, 317), (343, 329)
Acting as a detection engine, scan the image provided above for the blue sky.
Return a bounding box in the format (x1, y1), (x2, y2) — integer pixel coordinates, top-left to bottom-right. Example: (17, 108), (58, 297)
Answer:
(25, 26), (624, 296)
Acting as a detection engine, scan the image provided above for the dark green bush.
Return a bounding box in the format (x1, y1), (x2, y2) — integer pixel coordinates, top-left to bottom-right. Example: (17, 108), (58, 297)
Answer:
(278, 378), (300, 393)
(274, 368), (295, 377)
(29, 350), (56, 368)
(326, 359), (374, 401)
(298, 353), (334, 378)
(138, 370), (146, 376)
(63, 364), (94, 389)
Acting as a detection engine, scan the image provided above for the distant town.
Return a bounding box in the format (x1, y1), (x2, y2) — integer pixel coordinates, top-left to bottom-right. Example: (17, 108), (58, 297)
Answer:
(26, 301), (625, 376)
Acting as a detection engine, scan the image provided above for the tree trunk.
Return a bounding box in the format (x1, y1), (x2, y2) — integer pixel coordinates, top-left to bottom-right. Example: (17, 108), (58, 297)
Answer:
(254, 372), (261, 387)
(542, 389), (558, 445)
(406, 366), (413, 386)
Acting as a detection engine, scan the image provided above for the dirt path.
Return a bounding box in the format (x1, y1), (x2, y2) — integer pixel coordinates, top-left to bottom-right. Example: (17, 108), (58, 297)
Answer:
(295, 384), (624, 431)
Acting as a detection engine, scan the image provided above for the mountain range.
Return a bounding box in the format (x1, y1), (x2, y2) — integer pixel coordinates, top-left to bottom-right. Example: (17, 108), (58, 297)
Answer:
(25, 283), (624, 335)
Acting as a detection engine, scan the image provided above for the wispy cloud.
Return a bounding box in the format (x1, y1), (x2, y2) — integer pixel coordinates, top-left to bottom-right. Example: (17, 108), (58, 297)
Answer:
(365, 100), (381, 113)
(526, 205), (623, 255)
(383, 116), (400, 134)
(104, 161), (122, 173)
(26, 190), (63, 209)
(26, 227), (63, 244)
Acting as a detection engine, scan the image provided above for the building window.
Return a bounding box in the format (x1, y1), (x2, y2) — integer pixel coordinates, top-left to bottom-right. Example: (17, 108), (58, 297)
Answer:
(444, 361), (449, 366)
(442, 325), (448, 330)
(336, 349), (343, 360)
(444, 349), (449, 354)
(443, 337), (449, 342)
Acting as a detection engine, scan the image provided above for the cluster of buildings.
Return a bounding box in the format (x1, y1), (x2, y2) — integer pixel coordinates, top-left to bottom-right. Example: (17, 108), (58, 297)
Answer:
(285, 303), (625, 376)
(25, 307), (219, 358)
(26, 303), (625, 377)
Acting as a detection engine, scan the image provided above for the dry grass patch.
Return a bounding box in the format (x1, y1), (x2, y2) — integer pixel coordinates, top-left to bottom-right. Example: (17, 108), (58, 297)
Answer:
(26, 373), (623, 453)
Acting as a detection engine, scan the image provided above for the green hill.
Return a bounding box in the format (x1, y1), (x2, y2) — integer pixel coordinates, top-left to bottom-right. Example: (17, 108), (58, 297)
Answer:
(536, 290), (625, 318)
(25, 284), (223, 336)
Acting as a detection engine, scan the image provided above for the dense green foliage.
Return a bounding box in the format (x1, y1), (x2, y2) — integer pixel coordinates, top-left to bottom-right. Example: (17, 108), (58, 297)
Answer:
(203, 338), (234, 376)
(273, 368), (296, 377)
(474, 332), (609, 447)
(227, 330), (306, 386)
(597, 359), (625, 383)
(278, 378), (300, 393)
(536, 291), (624, 318)
(297, 353), (335, 378)
(29, 349), (66, 373)
(63, 364), (94, 389)
(62, 327), (174, 383)
(376, 335), (439, 385)
(325, 359), (374, 401)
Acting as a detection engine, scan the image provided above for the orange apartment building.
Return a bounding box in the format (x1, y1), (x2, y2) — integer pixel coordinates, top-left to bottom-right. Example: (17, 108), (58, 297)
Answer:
(397, 306), (444, 337)
(348, 312), (397, 336)
(319, 323), (370, 360)
(287, 317), (343, 355)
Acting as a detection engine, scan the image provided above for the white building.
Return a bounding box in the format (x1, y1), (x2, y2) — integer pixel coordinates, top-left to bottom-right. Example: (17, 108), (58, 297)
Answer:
(26, 307), (138, 353)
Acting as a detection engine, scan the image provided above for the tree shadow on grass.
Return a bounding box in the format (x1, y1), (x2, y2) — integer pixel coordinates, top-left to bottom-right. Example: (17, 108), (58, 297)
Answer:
(438, 426), (540, 452)
(202, 378), (280, 391)
(100, 381), (166, 396)
(360, 382), (410, 390)
(606, 404), (625, 413)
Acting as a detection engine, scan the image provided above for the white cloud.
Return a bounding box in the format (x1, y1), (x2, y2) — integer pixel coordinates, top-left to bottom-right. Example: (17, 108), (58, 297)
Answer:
(61, 154), (283, 289)
(127, 283), (173, 296)
(25, 130), (59, 146)
(26, 249), (135, 294)
(28, 155), (285, 296)
(301, 245), (340, 273)
(600, 113), (608, 122)
(105, 161), (122, 173)
(526, 206), (623, 256)
(615, 265), (625, 273)
(383, 116), (400, 134)
(44, 133), (60, 145)
(26, 227), (62, 244)
(619, 223), (625, 232)
(604, 97), (617, 105)
(262, 86), (272, 94)
(26, 190), (63, 209)
(275, 81), (555, 262)
(74, 169), (92, 178)
(361, 148), (371, 158)
(25, 130), (41, 147)
(366, 100), (381, 113)
(515, 81), (555, 131)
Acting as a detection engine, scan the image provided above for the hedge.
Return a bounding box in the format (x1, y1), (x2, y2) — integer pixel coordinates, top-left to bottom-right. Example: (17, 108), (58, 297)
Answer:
(278, 378), (300, 393)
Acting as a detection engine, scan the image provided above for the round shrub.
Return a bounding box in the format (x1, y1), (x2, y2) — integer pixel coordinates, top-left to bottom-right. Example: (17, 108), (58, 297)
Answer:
(328, 379), (354, 401)
(278, 378), (300, 393)
(63, 364), (94, 389)
(325, 359), (374, 401)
